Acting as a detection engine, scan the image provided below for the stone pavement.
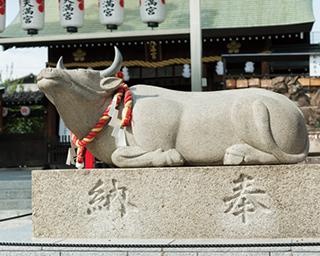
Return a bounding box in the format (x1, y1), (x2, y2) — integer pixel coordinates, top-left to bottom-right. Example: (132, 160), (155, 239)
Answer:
(0, 216), (320, 256)
(0, 215), (32, 242)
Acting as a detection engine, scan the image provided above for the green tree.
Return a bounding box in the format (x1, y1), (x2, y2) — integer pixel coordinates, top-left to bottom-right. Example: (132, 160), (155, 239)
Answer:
(1, 79), (22, 94)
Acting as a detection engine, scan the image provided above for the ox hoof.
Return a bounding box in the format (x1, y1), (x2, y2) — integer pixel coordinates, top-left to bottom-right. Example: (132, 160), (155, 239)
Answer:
(223, 152), (244, 165)
(223, 144), (248, 165)
(166, 149), (185, 166)
(111, 146), (184, 167)
(223, 143), (281, 165)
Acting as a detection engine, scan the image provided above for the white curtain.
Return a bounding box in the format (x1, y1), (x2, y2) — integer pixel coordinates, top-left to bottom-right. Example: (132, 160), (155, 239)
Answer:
(59, 118), (70, 143)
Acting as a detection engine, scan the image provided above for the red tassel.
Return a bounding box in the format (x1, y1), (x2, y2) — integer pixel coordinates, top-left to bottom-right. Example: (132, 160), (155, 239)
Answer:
(85, 150), (95, 169)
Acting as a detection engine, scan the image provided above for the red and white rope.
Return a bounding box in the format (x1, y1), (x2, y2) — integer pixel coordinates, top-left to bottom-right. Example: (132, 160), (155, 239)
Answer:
(70, 79), (132, 169)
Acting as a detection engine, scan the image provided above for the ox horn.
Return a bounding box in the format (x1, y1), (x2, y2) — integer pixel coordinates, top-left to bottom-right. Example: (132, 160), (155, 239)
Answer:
(56, 56), (66, 70)
(100, 46), (123, 78)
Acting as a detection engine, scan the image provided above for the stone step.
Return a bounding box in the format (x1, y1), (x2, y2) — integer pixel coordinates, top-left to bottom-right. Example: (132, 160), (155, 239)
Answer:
(0, 180), (31, 190)
(0, 209), (31, 220)
(0, 199), (31, 210)
(0, 189), (31, 200)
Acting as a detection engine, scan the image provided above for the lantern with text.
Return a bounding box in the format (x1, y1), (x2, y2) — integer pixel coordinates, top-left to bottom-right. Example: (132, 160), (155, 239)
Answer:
(20, 0), (45, 35)
(139, 0), (166, 28)
(0, 0), (5, 33)
(59, 0), (84, 33)
(20, 106), (31, 117)
(99, 0), (124, 31)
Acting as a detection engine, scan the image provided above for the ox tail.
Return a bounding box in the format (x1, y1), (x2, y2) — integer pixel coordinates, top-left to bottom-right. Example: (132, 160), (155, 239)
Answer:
(251, 100), (309, 164)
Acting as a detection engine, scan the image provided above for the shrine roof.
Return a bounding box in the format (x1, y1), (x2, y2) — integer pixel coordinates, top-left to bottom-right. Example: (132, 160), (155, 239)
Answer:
(3, 91), (44, 106)
(0, 0), (315, 46)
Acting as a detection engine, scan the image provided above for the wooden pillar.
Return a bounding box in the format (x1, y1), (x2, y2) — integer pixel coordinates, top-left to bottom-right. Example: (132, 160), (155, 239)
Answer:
(189, 0), (202, 91)
(261, 61), (270, 75)
(0, 87), (4, 134)
(46, 101), (57, 140)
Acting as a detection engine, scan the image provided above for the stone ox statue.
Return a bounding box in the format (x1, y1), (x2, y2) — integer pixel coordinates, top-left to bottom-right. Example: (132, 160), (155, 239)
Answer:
(37, 47), (309, 168)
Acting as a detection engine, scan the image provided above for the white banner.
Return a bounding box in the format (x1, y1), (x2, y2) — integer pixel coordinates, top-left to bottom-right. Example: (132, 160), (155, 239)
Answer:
(310, 55), (320, 77)
(59, 118), (70, 143)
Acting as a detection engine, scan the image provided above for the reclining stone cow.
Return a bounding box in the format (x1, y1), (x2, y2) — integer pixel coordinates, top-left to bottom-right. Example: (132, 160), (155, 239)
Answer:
(37, 47), (309, 168)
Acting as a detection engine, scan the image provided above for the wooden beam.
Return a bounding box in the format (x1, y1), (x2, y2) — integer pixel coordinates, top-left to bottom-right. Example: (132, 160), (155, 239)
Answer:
(46, 101), (57, 140)
(0, 29), (190, 46)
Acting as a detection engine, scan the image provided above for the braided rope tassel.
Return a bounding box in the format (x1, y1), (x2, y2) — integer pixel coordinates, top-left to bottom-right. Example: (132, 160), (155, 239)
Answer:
(120, 83), (133, 128)
(71, 107), (112, 169)
(70, 81), (133, 169)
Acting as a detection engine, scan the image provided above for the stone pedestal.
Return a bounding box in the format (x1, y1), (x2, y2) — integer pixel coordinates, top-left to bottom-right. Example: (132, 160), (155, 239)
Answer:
(32, 165), (320, 239)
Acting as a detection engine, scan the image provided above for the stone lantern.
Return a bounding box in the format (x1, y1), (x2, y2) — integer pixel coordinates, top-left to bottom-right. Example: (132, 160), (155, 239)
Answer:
(139, 0), (166, 28)
(0, 0), (5, 33)
(20, 0), (45, 35)
(59, 0), (84, 33)
(99, 0), (124, 31)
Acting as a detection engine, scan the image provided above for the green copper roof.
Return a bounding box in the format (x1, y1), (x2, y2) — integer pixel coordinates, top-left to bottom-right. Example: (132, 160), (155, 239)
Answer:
(0, 0), (315, 39)
(202, 0), (314, 28)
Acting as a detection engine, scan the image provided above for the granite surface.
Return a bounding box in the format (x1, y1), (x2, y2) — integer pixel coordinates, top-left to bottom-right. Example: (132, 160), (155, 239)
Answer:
(33, 165), (320, 239)
(37, 54), (309, 168)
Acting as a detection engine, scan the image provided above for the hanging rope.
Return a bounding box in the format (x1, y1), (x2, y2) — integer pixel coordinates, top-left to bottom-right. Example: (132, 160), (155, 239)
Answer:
(48, 56), (222, 68)
(70, 76), (132, 169)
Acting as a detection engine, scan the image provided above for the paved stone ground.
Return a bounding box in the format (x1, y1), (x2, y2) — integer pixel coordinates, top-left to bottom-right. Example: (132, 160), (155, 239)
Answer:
(0, 219), (320, 256)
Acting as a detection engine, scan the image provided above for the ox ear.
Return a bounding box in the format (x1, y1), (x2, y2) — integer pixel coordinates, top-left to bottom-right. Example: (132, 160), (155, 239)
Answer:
(100, 77), (123, 93)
